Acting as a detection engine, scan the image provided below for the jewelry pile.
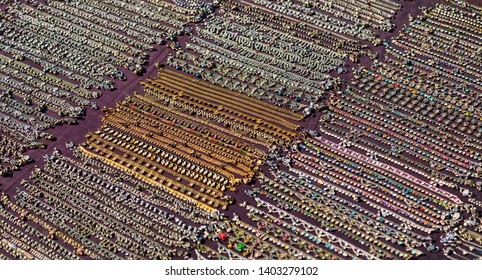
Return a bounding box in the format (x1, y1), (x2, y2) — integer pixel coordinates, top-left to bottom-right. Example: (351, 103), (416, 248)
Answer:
(0, 0), (196, 89)
(1, 0), (482, 261)
(80, 69), (302, 212)
(340, 2), (482, 259)
(167, 0), (400, 113)
(0, 149), (225, 259)
(0, 0), (214, 176)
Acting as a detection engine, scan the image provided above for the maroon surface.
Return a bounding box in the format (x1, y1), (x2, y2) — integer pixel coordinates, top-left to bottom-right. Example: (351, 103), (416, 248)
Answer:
(1, 0), (482, 260)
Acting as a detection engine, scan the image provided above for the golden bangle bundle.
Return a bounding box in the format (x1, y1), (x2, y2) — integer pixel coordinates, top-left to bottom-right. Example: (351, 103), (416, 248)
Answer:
(154, 72), (303, 126)
(96, 115), (256, 182)
(124, 93), (267, 152)
(122, 93), (262, 157)
(147, 78), (299, 132)
(69, 65), (308, 220)
(89, 127), (236, 185)
(142, 70), (301, 142)
(105, 114), (250, 168)
(79, 145), (221, 213)
(85, 130), (235, 195)
(100, 120), (254, 179)
(104, 111), (255, 169)
(157, 69), (304, 121)
(83, 135), (229, 199)
(143, 84), (293, 144)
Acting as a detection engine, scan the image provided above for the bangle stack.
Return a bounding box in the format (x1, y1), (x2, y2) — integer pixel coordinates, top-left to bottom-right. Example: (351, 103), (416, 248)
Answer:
(306, 2), (482, 259)
(80, 68), (302, 212)
(0, 0), (217, 176)
(168, 0), (401, 114)
(2, 0), (482, 261)
(0, 148), (227, 260)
